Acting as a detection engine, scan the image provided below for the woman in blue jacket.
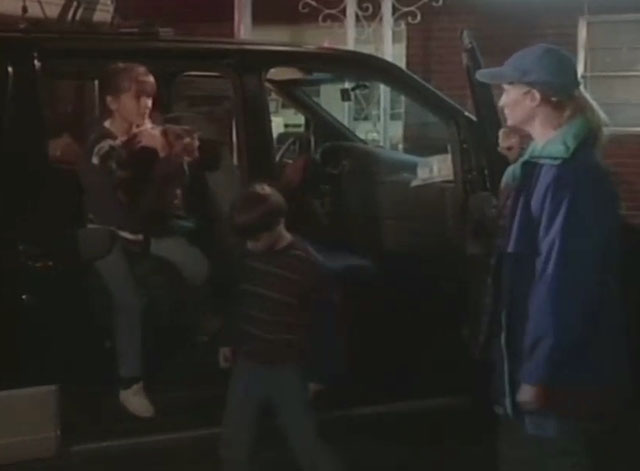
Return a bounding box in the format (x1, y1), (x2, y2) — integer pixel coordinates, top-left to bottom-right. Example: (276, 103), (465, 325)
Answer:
(477, 44), (634, 469)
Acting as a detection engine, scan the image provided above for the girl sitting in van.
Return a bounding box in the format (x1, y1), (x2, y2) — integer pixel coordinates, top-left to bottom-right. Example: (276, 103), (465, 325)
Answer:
(79, 62), (208, 418)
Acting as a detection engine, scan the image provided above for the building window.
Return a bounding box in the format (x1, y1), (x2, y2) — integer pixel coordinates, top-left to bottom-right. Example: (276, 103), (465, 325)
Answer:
(579, 14), (640, 133)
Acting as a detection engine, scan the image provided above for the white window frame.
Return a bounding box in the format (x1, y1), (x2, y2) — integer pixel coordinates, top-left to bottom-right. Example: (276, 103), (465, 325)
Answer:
(578, 14), (640, 135)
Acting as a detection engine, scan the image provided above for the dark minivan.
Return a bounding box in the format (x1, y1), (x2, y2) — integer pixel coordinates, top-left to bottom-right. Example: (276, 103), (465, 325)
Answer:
(0, 26), (506, 464)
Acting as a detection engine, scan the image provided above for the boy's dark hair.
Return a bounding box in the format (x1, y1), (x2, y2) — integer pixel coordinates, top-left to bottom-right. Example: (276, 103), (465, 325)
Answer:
(102, 62), (156, 99)
(231, 184), (288, 238)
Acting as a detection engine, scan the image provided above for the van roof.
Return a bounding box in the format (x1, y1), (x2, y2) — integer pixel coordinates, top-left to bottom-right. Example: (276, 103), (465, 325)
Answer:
(0, 24), (338, 52)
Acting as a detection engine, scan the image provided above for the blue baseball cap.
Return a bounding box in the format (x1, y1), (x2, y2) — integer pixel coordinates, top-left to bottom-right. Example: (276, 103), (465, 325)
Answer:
(475, 44), (580, 99)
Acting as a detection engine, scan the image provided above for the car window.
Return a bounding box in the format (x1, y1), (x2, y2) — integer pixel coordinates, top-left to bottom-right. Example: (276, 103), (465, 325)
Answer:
(170, 73), (241, 213)
(267, 69), (456, 188)
(271, 72), (451, 158)
(267, 85), (312, 165)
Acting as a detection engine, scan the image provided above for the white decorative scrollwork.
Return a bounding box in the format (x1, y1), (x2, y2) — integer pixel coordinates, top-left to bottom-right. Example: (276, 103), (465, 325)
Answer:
(299, 0), (444, 37)
(298, 0), (347, 25)
(358, 1), (376, 18)
(393, 0), (444, 26)
(355, 2), (381, 42)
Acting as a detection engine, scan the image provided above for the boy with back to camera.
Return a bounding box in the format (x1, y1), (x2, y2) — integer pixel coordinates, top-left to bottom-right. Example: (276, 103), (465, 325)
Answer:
(218, 183), (341, 471)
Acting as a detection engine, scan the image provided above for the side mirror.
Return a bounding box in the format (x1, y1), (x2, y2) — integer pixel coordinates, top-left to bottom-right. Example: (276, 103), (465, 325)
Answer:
(76, 227), (116, 263)
(341, 83), (370, 103)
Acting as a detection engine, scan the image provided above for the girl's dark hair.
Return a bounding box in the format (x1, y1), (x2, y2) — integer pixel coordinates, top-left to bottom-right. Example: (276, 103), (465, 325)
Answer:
(231, 183), (288, 238)
(101, 62), (156, 99)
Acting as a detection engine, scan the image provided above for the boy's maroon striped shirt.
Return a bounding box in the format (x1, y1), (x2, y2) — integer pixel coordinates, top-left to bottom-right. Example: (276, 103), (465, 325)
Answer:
(222, 238), (327, 365)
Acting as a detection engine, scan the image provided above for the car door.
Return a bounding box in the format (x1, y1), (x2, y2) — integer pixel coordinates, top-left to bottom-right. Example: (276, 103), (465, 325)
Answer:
(261, 53), (486, 405)
(461, 29), (505, 195)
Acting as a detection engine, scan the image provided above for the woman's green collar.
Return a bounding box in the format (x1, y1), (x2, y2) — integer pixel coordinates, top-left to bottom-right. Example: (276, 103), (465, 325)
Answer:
(521, 115), (590, 164)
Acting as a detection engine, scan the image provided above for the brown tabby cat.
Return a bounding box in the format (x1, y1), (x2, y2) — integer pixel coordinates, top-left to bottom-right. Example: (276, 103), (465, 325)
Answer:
(116, 125), (200, 224)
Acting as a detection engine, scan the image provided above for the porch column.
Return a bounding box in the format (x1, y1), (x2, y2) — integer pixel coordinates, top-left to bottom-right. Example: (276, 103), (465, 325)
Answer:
(342, 0), (357, 125)
(380, 0), (393, 147)
(234, 0), (253, 39)
(345, 0), (356, 50)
